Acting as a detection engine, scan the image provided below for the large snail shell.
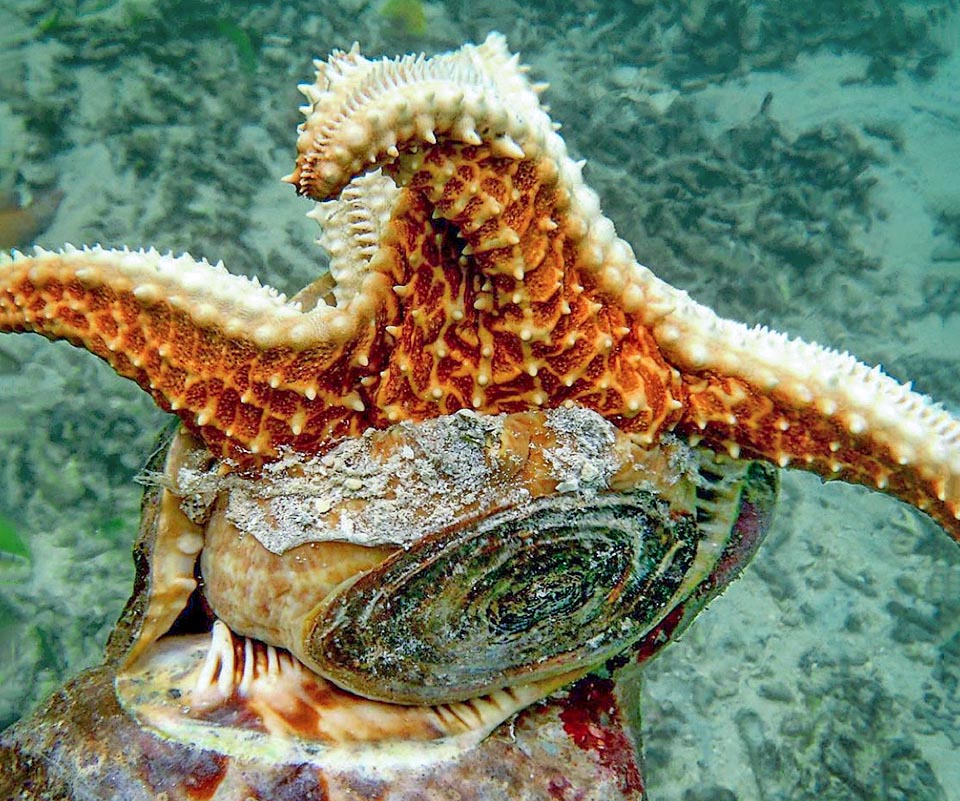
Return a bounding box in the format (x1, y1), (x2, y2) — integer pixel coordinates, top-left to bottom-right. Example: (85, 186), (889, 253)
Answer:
(305, 490), (699, 704)
(112, 408), (776, 758)
(190, 408), (769, 708)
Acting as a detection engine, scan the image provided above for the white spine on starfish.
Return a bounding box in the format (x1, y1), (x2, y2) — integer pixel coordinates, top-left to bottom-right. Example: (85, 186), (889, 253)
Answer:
(296, 35), (531, 157)
(1, 245), (389, 352)
(291, 34), (555, 197)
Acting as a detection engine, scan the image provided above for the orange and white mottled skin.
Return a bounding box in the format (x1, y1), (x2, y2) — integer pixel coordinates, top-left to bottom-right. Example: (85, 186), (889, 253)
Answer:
(1, 34), (959, 541)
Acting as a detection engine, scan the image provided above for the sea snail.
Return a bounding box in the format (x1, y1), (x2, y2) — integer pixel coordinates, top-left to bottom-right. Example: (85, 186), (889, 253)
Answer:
(115, 407), (776, 759)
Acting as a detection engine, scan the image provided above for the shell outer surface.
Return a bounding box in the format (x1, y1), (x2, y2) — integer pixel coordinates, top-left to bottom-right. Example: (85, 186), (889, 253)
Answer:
(0, 665), (647, 801)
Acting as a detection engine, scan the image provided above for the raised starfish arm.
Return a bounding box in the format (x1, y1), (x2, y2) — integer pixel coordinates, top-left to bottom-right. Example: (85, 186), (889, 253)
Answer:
(287, 34), (960, 540)
(1, 34), (959, 544)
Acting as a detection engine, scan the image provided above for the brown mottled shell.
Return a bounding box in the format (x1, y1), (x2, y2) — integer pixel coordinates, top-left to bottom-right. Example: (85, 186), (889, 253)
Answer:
(3, 411), (777, 800)
(193, 408), (704, 697)
(112, 408), (776, 762)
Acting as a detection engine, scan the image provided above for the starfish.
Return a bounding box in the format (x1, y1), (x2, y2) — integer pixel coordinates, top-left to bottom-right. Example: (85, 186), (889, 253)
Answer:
(1, 34), (959, 542)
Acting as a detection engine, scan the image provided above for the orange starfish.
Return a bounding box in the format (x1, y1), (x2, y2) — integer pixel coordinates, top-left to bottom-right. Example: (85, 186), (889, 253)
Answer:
(1, 34), (959, 541)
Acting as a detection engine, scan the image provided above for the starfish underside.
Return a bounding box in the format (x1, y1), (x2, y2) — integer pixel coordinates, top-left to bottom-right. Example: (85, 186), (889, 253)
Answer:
(1, 34), (959, 541)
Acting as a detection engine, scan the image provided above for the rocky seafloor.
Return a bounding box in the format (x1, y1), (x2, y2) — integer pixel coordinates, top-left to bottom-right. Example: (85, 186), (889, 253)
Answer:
(0, 0), (958, 798)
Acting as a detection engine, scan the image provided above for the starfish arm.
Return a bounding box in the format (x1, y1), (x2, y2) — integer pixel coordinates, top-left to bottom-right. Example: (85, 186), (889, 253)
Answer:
(0, 246), (395, 458)
(305, 170), (402, 309)
(646, 293), (960, 540)
(288, 33), (653, 310)
(288, 33), (544, 201)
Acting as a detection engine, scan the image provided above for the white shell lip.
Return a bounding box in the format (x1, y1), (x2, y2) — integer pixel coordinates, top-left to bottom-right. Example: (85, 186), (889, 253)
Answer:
(115, 624), (549, 770)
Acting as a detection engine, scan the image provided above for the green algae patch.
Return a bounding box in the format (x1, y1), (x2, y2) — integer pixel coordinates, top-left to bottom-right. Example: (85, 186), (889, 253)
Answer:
(0, 515), (29, 561)
(379, 0), (427, 36)
(215, 18), (259, 75)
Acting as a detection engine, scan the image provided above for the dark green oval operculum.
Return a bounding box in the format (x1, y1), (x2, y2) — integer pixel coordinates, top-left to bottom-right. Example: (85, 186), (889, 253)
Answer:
(304, 491), (701, 704)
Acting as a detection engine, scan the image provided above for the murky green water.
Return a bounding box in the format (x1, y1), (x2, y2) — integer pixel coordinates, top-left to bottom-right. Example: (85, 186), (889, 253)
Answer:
(1, 1), (958, 797)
